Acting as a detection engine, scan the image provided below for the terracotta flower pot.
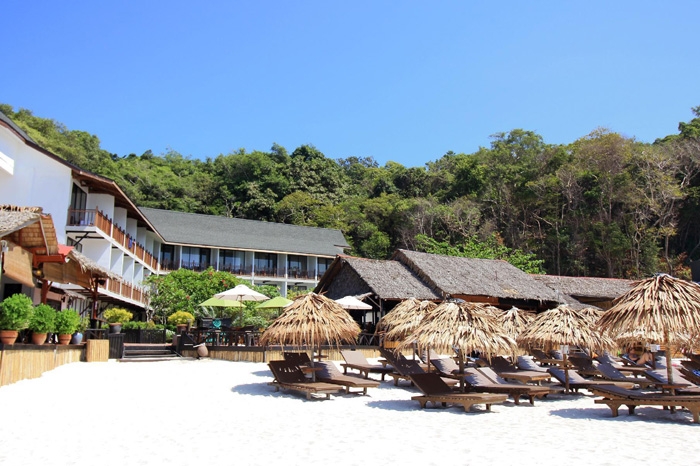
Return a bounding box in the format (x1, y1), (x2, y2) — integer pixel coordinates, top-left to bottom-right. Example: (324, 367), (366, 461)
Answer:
(31, 332), (47, 345)
(57, 334), (72, 345)
(0, 330), (19, 345)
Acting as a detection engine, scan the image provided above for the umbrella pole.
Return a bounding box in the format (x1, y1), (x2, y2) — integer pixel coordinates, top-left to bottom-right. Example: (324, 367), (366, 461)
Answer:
(564, 353), (570, 394)
(665, 334), (675, 395)
(458, 349), (465, 393)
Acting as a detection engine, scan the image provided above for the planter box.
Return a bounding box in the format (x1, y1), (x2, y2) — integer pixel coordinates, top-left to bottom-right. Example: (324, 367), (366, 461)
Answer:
(122, 329), (167, 344)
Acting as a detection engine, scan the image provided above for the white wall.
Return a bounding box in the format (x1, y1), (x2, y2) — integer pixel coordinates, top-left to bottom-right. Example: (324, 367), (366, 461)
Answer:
(0, 126), (73, 243)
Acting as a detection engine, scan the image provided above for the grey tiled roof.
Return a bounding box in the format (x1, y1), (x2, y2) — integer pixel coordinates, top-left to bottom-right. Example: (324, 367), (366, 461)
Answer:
(139, 207), (349, 257)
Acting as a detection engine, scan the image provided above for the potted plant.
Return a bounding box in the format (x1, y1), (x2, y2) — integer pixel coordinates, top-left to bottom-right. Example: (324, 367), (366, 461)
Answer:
(71, 316), (90, 344)
(168, 311), (195, 334)
(103, 308), (133, 334)
(28, 303), (56, 345)
(54, 309), (81, 345)
(0, 294), (34, 345)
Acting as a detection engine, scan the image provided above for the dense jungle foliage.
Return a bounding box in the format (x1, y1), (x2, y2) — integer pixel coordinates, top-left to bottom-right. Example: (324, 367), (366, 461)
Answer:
(3, 103), (700, 279)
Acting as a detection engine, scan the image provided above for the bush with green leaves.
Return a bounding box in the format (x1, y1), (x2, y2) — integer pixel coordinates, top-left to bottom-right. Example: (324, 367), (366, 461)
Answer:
(0, 294), (34, 331)
(28, 304), (56, 333)
(54, 309), (81, 335)
(122, 321), (157, 330)
(167, 311), (195, 326)
(103, 308), (133, 324)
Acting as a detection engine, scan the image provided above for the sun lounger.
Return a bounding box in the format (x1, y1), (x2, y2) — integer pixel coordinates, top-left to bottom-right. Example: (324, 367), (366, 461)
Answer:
(596, 363), (654, 388)
(379, 348), (458, 387)
(643, 368), (700, 395)
(408, 372), (508, 412)
(530, 349), (560, 366)
(267, 360), (343, 400)
(283, 352), (312, 366)
(488, 356), (552, 385)
(516, 355), (549, 373)
(340, 349), (394, 381)
(590, 384), (700, 423)
(460, 368), (552, 405)
(314, 361), (380, 395)
(547, 367), (635, 392)
(567, 355), (600, 377)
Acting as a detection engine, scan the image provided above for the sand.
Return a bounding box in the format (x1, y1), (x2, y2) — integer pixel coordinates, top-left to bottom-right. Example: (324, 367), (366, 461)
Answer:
(0, 358), (697, 466)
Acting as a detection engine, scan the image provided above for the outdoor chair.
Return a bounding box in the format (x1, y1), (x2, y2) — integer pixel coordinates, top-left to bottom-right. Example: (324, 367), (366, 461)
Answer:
(596, 363), (654, 388)
(440, 366), (552, 405)
(516, 355), (549, 373)
(643, 368), (700, 395)
(314, 361), (380, 395)
(340, 349), (394, 381)
(267, 360), (343, 400)
(567, 355), (600, 377)
(379, 348), (458, 387)
(408, 372), (508, 412)
(283, 352), (312, 367)
(547, 367), (635, 393)
(590, 384), (700, 423)
(488, 356), (552, 385)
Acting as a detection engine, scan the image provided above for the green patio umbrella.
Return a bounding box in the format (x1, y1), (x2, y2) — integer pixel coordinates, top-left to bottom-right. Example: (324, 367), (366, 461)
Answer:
(256, 296), (293, 309)
(199, 297), (245, 308)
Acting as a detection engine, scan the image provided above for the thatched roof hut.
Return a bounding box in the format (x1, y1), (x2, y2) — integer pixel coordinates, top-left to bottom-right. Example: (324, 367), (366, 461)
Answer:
(393, 249), (561, 310)
(532, 274), (634, 310)
(500, 307), (536, 340)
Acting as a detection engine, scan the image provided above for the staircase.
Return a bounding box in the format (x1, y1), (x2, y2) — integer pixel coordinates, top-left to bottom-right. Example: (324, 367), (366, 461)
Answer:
(119, 343), (182, 362)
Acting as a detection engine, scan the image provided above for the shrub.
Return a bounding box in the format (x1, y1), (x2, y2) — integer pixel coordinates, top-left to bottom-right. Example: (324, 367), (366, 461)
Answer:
(29, 304), (56, 333)
(167, 311), (195, 326)
(103, 308), (133, 324)
(122, 321), (157, 330)
(54, 309), (81, 335)
(0, 294), (34, 331)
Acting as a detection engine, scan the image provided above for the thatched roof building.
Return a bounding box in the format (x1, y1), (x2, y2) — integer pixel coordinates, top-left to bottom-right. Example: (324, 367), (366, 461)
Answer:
(532, 274), (634, 310)
(393, 249), (561, 310)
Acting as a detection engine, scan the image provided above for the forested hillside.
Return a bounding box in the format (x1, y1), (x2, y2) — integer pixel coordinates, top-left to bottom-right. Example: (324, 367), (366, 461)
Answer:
(2, 103), (699, 279)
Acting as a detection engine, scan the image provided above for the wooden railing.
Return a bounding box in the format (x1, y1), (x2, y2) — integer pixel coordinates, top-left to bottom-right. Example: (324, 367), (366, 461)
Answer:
(67, 208), (160, 271)
(104, 278), (148, 306)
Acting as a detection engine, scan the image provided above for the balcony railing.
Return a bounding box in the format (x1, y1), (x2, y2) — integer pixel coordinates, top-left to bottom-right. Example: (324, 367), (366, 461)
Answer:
(67, 208), (160, 270)
(106, 279), (148, 306)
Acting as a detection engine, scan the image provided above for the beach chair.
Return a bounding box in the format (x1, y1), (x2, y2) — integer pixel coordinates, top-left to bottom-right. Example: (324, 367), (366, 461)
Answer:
(547, 367), (635, 392)
(314, 361), (380, 395)
(590, 384), (700, 423)
(460, 368), (552, 405)
(595, 352), (648, 377)
(567, 355), (600, 377)
(340, 349), (394, 381)
(267, 360), (343, 400)
(516, 355), (549, 373)
(408, 372), (508, 412)
(530, 349), (560, 366)
(283, 352), (312, 366)
(379, 348), (458, 387)
(596, 363), (655, 388)
(643, 368), (700, 394)
(488, 356), (552, 385)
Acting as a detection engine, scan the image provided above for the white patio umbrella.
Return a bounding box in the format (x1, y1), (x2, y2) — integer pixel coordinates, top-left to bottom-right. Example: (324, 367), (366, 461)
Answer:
(334, 296), (372, 310)
(214, 284), (269, 327)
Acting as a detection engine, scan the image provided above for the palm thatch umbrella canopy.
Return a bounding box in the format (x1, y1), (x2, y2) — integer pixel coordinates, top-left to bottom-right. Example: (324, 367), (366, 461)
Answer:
(517, 304), (615, 392)
(378, 298), (437, 341)
(499, 307), (535, 340)
(597, 274), (700, 392)
(397, 301), (517, 390)
(260, 293), (361, 376)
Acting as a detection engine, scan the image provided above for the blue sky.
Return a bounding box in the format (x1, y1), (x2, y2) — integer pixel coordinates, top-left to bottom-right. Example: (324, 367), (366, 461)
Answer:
(2, 1), (699, 168)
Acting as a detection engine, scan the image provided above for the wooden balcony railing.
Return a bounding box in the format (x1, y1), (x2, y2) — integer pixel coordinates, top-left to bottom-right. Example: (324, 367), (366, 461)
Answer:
(105, 279), (148, 306)
(67, 208), (160, 271)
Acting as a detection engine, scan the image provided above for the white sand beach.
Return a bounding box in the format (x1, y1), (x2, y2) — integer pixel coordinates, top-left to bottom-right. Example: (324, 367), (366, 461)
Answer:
(0, 358), (697, 466)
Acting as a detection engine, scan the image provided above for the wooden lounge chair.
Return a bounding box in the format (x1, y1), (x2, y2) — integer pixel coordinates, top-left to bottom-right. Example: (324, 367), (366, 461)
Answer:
(408, 372), (508, 412)
(489, 356), (552, 385)
(379, 348), (458, 387)
(283, 352), (312, 366)
(314, 361), (380, 395)
(516, 355), (549, 373)
(596, 363), (655, 388)
(567, 355), (600, 377)
(267, 360), (343, 400)
(643, 368), (700, 395)
(530, 349), (560, 366)
(547, 367), (635, 392)
(590, 384), (700, 423)
(340, 349), (394, 381)
(461, 368), (552, 405)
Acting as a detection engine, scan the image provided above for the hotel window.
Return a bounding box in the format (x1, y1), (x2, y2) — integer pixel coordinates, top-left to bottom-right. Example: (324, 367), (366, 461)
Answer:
(160, 244), (175, 270)
(287, 255), (307, 278)
(317, 258), (333, 276)
(181, 247), (210, 270)
(254, 253), (277, 276)
(220, 250), (246, 273)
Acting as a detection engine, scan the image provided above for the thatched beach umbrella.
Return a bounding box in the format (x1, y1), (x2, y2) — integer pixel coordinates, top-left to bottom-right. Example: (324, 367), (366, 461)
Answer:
(597, 274), (700, 393)
(397, 301), (517, 391)
(259, 293), (361, 379)
(518, 304), (615, 393)
(499, 307), (535, 340)
(378, 298), (437, 341)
